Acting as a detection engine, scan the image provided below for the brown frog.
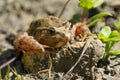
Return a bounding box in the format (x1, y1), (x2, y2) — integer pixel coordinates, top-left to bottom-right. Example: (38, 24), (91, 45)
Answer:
(13, 16), (93, 76)
(14, 16), (74, 52)
(13, 16), (76, 75)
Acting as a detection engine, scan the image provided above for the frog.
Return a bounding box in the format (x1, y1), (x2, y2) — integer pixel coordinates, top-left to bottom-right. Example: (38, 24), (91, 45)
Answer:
(13, 16), (95, 79)
(13, 16), (76, 76)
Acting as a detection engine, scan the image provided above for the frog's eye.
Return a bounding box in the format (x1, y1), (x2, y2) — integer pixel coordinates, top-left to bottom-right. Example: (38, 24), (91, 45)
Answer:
(49, 27), (56, 34)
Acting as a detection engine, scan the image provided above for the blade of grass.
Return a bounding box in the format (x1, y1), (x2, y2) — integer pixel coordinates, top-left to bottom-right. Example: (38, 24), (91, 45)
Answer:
(89, 12), (112, 22)
(109, 50), (120, 56)
(87, 19), (100, 27)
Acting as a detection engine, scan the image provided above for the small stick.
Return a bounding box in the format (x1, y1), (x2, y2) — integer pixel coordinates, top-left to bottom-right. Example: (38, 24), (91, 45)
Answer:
(63, 37), (93, 76)
(0, 57), (17, 70)
(58, 0), (71, 18)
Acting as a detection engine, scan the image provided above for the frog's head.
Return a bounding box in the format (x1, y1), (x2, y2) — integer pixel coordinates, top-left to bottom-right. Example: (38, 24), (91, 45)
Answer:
(35, 24), (71, 48)
(28, 16), (73, 48)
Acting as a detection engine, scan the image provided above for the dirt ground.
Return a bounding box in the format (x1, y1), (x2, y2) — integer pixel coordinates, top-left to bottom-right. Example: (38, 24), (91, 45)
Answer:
(0, 0), (120, 80)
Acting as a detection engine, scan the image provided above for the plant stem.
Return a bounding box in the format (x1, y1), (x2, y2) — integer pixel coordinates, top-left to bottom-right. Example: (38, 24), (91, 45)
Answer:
(102, 52), (107, 61)
(82, 8), (88, 25)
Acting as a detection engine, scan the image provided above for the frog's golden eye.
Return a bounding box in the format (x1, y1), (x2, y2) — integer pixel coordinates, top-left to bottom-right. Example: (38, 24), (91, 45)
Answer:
(49, 27), (56, 34)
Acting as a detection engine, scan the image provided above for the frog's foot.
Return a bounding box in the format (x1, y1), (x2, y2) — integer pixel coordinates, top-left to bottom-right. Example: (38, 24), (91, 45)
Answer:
(38, 56), (52, 79)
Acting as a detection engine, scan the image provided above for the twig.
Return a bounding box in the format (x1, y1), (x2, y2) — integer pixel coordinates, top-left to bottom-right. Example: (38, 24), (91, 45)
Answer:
(58, 0), (71, 18)
(0, 57), (17, 70)
(63, 37), (93, 76)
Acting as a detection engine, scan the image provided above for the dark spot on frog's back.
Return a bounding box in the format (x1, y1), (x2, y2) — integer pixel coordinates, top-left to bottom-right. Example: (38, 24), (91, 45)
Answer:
(50, 16), (56, 20)
(30, 20), (41, 29)
(35, 20), (42, 27)
(28, 20), (42, 35)
(49, 16), (63, 27)
(62, 21), (68, 26)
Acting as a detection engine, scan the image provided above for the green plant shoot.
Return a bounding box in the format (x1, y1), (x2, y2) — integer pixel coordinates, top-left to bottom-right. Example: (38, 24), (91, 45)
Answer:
(78, 0), (111, 28)
(98, 26), (120, 60)
(78, 0), (104, 9)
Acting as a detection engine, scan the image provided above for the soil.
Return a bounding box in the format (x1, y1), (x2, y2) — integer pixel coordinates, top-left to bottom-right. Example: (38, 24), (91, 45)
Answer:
(0, 0), (120, 80)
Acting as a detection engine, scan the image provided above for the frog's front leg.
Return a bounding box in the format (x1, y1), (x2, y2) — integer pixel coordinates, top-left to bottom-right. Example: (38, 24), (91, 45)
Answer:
(14, 32), (45, 52)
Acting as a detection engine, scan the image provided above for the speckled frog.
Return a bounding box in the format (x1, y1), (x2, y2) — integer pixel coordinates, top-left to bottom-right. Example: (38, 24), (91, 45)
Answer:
(13, 16), (95, 73)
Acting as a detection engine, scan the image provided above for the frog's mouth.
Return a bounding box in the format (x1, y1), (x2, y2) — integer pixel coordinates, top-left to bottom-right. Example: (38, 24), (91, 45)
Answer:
(38, 32), (69, 48)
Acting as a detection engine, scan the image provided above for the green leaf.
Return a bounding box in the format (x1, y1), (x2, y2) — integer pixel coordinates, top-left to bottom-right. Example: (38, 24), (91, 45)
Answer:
(108, 37), (120, 42)
(98, 33), (109, 42)
(97, 27), (120, 42)
(78, 0), (93, 9)
(89, 12), (112, 21)
(114, 19), (120, 31)
(78, 0), (105, 9)
(87, 19), (100, 27)
(107, 30), (120, 41)
(109, 50), (120, 56)
(100, 26), (111, 38)
(97, 26), (113, 42)
(109, 30), (120, 38)
(92, 0), (105, 8)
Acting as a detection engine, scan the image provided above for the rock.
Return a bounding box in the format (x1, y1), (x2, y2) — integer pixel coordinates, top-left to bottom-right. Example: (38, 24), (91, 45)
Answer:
(21, 38), (105, 79)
